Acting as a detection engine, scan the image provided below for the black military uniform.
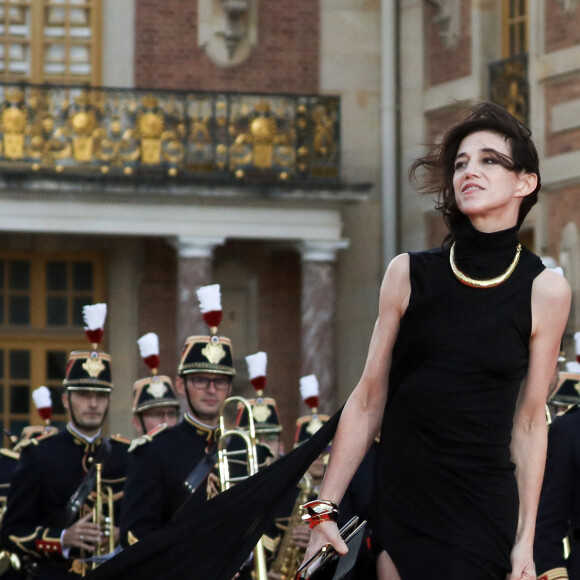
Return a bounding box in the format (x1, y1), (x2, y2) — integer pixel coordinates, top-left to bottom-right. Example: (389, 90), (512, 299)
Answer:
(535, 403), (580, 580)
(120, 413), (216, 546)
(0, 446), (24, 579)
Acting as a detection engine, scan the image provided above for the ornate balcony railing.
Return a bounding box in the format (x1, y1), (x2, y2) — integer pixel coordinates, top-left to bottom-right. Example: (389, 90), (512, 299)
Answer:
(0, 83), (340, 185)
(489, 54), (529, 126)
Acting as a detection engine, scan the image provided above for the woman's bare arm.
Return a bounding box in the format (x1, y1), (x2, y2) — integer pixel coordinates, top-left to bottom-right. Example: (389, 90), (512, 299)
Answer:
(301, 253), (411, 560)
(508, 270), (571, 580)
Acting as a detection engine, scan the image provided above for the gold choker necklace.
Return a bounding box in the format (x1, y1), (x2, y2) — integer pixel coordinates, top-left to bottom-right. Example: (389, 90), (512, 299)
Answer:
(449, 242), (522, 289)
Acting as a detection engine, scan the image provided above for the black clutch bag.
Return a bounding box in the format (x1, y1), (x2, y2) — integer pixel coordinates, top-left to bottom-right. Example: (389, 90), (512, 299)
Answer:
(295, 516), (367, 580)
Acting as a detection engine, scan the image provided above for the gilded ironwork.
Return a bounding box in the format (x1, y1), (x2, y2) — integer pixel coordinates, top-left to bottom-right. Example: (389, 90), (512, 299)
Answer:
(489, 54), (529, 126)
(0, 83), (340, 184)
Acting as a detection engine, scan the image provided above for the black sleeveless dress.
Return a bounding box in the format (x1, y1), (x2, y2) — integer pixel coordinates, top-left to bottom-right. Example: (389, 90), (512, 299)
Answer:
(373, 220), (545, 579)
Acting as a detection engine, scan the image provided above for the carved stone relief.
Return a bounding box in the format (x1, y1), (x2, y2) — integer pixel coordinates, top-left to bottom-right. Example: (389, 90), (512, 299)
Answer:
(198, 0), (258, 67)
(557, 0), (579, 16)
(428, 0), (461, 50)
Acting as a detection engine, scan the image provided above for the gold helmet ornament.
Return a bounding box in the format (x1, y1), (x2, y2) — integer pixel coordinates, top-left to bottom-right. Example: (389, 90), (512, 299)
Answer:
(294, 374), (329, 447)
(236, 351), (281, 434)
(63, 303), (113, 392)
(178, 284), (235, 377)
(133, 332), (179, 414)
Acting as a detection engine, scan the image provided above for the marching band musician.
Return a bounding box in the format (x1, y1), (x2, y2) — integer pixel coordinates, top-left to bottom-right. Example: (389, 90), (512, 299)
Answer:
(270, 374), (331, 579)
(534, 368), (580, 580)
(0, 304), (129, 579)
(0, 387), (60, 580)
(131, 333), (180, 436)
(119, 284), (234, 547)
(231, 352), (287, 579)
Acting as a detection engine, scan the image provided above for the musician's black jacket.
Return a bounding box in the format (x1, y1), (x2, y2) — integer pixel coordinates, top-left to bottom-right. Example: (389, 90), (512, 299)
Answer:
(0, 448), (20, 513)
(535, 405), (580, 578)
(0, 427), (129, 562)
(119, 413), (216, 547)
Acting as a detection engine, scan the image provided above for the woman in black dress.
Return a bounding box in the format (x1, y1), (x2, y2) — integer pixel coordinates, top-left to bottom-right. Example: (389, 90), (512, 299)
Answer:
(302, 103), (571, 580)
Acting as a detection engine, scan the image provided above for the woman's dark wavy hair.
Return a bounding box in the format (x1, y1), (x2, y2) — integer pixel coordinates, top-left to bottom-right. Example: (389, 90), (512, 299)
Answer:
(409, 102), (541, 235)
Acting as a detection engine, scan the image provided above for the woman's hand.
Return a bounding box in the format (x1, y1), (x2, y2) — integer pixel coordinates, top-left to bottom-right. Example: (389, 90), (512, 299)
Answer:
(300, 521), (348, 569)
(507, 541), (536, 580)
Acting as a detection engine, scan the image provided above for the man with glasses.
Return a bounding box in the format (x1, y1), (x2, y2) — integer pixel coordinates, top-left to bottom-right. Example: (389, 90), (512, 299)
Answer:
(119, 332), (235, 547)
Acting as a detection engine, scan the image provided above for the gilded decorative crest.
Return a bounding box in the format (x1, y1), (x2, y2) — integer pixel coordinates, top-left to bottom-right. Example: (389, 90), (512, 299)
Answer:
(253, 401), (272, 423)
(2, 107), (26, 133)
(82, 353), (106, 378)
(306, 416), (323, 436)
(147, 379), (168, 399)
(201, 340), (227, 364)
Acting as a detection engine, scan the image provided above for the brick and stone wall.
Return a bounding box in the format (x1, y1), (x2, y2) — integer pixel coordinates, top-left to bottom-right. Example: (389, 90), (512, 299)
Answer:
(134, 0), (319, 94)
(425, 0), (471, 87)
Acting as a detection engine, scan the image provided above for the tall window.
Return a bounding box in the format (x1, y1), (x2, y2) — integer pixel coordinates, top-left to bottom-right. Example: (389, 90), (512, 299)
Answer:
(0, 252), (105, 439)
(502, 0), (528, 57)
(0, 0), (102, 85)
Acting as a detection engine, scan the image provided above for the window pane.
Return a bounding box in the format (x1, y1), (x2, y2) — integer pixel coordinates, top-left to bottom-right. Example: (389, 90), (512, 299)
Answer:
(12, 420), (28, 438)
(47, 296), (67, 326)
(49, 386), (65, 415)
(47, 261), (67, 291)
(9, 350), (29, 379)
(9, 295), (29, 325)
(73, 262), (93, 291)
(46, 351), (67, 381)
(73, 297), (91, 326)
(10, 385), (29, 413)
(9, 260), (29, 290)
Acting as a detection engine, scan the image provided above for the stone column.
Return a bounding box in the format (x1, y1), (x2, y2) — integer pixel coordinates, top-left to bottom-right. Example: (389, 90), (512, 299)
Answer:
(172, 236), (225, 352)
(300, 240), (348, 414)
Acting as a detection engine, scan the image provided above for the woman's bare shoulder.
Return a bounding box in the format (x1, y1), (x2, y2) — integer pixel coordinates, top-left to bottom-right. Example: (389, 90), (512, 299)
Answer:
(379, 253), (411, 315)
(532, 269), (571, 305)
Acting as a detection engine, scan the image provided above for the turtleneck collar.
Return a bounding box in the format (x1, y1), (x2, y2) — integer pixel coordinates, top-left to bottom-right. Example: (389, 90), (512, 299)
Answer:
(450, 216), (521, 280)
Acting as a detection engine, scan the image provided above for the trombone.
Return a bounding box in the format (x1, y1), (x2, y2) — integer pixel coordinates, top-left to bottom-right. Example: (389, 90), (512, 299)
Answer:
(217, 396), (268, 580)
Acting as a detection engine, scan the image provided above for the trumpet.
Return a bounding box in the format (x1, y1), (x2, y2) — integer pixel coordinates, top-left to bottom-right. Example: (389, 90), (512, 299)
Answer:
(92, 463), (115, 568)
(217, 396), (268, 580)
(71, 463), (116, 576)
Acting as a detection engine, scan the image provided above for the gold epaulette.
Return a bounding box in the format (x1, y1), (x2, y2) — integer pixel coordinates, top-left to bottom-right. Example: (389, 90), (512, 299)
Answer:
(128, 423), (168, 453)
(110, 433), (131, 446)
(13, 429), (57, 452)
(538, 567), (569, 580)
(0, 448), (19, 460)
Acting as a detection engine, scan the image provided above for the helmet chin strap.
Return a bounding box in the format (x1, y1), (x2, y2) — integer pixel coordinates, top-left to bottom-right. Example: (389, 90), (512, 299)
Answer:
(138, 414), (147, 435)
(184, 388), (200, 419)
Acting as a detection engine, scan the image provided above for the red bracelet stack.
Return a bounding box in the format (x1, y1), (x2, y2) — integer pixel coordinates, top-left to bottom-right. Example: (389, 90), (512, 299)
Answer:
(301, 499), (339, 529)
